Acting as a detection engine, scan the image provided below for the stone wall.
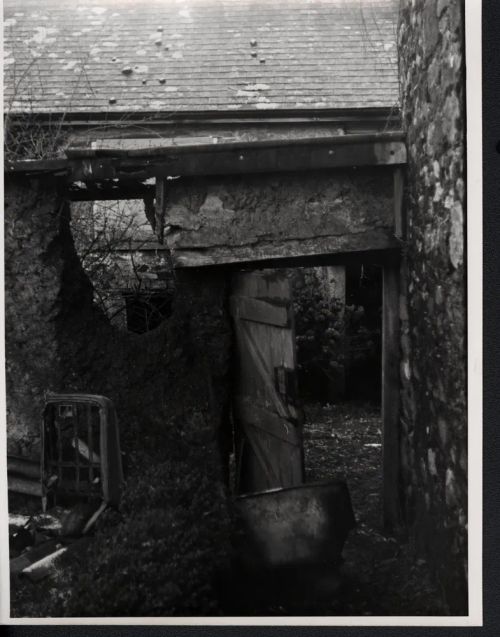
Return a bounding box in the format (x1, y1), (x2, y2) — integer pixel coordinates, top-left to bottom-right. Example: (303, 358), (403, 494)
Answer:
(164, 168), (396, 267)
(4, 175), (232, 473)
(5, 173), (236, 613)
(398, 0), (467, 613)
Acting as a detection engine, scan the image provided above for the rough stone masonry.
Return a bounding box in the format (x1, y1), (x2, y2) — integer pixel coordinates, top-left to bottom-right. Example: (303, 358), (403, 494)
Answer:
(398, 0), (467, 613)
(4, 174), (232, 470)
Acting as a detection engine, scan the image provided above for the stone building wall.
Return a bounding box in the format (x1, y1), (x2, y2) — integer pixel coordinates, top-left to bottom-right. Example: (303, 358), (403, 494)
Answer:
(398, 0), (467, 613)
(5, 173), (235, 613)
(4, 174), (232, 473)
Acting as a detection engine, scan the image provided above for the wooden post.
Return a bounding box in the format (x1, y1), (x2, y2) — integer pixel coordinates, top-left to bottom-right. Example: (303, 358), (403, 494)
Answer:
(382, 265), (401, 530)
(155, 177), (167, 244)
(394, 166), (405, 240)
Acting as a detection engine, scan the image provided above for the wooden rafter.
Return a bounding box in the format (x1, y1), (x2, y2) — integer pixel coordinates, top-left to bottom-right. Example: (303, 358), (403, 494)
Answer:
(5, 133), (406, 185)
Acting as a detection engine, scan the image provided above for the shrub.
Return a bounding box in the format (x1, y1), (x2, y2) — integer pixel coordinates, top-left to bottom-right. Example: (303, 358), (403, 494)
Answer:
(292, 268), (381, 401)
(292, 269), (347, 398)
(43, 444), (231, 617)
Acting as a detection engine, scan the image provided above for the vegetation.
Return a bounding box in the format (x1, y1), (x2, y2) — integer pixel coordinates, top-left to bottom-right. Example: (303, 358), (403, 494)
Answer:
(11, 409), (232, 618)
(53, 462), (230, 616)
(292, 267), (381, 402)
(70, 199), (175, 330)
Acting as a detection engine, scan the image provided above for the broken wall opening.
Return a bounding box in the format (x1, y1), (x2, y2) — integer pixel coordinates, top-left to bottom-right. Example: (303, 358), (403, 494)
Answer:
(5, 174), (232, 456)
(6, 172), (237, 615)
(4, 178), (233, 479)
(70, 198), (175, 333)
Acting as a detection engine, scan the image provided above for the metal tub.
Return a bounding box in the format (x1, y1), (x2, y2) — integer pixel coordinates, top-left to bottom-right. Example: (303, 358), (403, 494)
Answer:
(235, 479), (355, 570)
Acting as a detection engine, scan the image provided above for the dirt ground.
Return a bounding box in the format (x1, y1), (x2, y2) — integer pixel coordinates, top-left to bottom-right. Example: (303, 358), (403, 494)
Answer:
(222, 401), (448, 617)
(284, 400), (447, 616)
(9, 401), (447, 618)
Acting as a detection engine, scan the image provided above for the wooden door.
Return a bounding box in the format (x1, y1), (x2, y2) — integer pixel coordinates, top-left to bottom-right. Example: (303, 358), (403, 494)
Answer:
(230, 269), (304, 494)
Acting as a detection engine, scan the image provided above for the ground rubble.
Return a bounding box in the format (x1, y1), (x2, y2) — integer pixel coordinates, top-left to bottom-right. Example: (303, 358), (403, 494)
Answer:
(275, 401), (447, 616)
(9, 401), (447, 618)
(225, 401), (447, 616)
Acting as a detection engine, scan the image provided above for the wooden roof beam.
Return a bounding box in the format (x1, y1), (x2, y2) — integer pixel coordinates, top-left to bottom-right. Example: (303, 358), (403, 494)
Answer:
(6, 132), (406, 183)
(67, 181), (154, 201)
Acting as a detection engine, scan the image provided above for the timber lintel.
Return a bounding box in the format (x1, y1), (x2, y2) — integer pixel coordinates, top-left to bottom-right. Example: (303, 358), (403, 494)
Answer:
(167, 231), (402, 269)
(5, 132), (406, 184)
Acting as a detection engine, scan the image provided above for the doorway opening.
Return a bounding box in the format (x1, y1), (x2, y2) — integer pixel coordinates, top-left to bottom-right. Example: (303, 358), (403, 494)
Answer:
(229, 263), (383, 504)
(291, 264), (383, 508)
(227, 261), (399, 613)
(290, 263), (386, 586)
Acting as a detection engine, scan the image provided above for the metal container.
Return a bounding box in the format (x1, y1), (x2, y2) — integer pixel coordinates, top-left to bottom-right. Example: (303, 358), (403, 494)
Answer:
(235, 479), (355, 569)
(42, 393), (124, 509)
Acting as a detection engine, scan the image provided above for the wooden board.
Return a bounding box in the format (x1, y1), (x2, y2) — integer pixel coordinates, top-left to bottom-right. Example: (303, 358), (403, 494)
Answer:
(393, 167), (405, 240)
(231, 270), (304, 494)
(382, 265), (401, 529)
(8, 475), (42, 497)
(5, 133), (405, 179)
(64, 135), (406, 182)
(230, 295), (291, 328)
(171, 231), (400, 268)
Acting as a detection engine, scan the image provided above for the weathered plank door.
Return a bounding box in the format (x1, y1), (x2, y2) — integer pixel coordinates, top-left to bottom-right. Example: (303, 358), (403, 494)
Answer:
(230, 270), (304, 494)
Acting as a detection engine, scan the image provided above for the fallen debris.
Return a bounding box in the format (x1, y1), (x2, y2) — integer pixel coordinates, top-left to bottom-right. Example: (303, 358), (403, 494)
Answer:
(8, 475), (42, 498)
(10, 539), (63, 576)
(34, 509), (65, 536)
(82, 501), (107, 535)
(10, 522), (35, 555)
(8, 455), (42, 502)
(61, 500), (103, 537)
(22, 547), (67, 582)
(8, 513), (32, 528)
(8, 456), (40, 479)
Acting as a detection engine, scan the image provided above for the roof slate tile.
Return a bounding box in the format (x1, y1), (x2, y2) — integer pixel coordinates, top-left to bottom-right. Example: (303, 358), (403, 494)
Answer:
(4, 0), (399, 114)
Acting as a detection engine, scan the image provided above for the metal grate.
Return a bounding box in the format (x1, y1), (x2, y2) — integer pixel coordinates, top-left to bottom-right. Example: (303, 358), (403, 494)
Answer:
(45, 402), (102, 501)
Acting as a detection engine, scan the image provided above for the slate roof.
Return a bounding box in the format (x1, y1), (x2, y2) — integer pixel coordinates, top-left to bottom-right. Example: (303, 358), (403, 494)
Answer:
(4, 0), (399, 115)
